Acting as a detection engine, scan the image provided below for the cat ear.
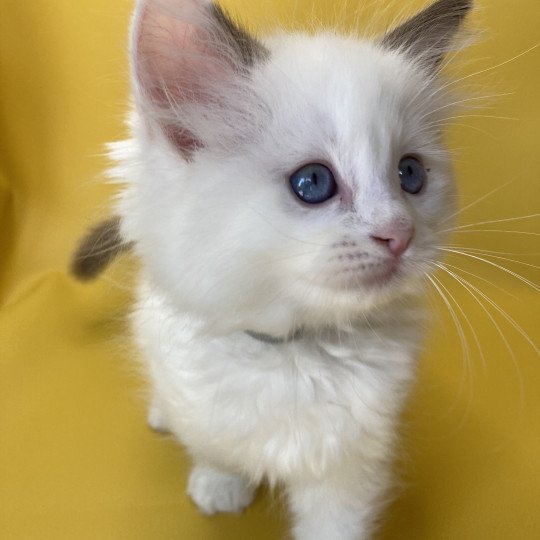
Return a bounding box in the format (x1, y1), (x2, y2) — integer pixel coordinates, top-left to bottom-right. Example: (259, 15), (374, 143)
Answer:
(131, 0), (268, 156)
(381, 0), (472, 71)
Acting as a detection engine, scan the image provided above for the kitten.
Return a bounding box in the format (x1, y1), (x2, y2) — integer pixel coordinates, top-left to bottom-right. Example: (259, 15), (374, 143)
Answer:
(73, 0), (472, 538)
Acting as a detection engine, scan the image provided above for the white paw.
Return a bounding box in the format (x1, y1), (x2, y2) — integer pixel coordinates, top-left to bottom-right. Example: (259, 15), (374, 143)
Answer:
(147, 400), (169, 433)
(187, 464), (255, 515)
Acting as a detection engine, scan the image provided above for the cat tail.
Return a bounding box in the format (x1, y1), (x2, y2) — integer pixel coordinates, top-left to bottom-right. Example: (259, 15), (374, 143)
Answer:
(71, 216), (133, 280)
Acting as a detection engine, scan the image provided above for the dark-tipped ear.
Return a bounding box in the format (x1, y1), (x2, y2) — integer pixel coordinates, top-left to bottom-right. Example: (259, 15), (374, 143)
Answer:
(131, 0), (268, 158)
(71, 217), (133, 281)
(381, 0), (472, 71)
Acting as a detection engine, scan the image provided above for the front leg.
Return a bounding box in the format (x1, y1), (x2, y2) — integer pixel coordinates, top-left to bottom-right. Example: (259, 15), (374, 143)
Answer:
(287, 465), (392, 540)
(187, 462), (256, 515)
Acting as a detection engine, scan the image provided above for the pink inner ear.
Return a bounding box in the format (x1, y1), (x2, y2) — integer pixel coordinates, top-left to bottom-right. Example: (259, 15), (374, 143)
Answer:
(134, 0), (229, 107)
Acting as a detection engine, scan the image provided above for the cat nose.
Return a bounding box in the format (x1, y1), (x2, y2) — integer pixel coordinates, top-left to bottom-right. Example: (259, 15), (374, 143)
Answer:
(370, 223), (414, 257)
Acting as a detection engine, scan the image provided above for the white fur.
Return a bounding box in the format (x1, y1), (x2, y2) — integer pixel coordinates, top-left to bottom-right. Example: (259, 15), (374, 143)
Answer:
(109, 1), (466, 538)
(187, 463), (255, 514)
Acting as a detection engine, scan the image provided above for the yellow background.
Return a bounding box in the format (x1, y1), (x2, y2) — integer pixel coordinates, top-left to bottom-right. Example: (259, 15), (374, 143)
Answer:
(1, 0), (539, 538)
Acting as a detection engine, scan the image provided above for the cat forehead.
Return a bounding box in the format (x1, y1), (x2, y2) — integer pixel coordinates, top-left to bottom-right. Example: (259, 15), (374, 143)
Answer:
(248, 33), (432, 158)
(259, 33), (426, 107)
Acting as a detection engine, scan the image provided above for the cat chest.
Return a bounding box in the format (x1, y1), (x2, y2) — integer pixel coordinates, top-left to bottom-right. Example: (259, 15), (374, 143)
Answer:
(149, 341), (402, 481)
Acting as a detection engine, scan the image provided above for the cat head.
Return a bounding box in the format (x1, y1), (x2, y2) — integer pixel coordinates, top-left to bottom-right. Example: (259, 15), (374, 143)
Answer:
(112, 0), (472, 336)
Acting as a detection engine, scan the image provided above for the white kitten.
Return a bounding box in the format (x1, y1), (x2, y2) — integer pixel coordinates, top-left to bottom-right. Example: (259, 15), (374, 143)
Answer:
(74, 0), (472, 538)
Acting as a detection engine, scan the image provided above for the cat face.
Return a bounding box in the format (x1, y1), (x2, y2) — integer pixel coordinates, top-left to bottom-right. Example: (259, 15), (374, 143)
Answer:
(116, 0), (469, 335)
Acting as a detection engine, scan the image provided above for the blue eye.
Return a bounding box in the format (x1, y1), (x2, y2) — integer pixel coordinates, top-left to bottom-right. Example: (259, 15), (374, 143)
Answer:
(289, 163), (337, 204)
(398, 156), (426, 195)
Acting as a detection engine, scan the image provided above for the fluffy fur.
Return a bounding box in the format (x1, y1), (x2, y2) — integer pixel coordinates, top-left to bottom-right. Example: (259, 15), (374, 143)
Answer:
(105, 1), (472, 538)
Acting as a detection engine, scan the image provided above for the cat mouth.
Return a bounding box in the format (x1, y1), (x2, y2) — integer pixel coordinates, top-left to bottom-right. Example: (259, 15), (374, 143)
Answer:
(328, 258), (404, 291)
(362, 264), (399, 288)
(326, 257), (407, 292)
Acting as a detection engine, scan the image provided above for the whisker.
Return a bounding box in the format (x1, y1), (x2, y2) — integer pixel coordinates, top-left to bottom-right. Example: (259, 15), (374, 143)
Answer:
(440, 180), (515, 225)
(431, 264), (486, 372)
(445, 248), (540, 271)
(450, 268), (539, 356)
(435, 263), (526, 402)
(434, 122), (500, 140)
(450, 212), (540, 231)
(444, 245), (539, 257)
(445, 229), (540, 237)
(435, 114), (518, 123)
(417, 92), (516, 122)
(441, 260), (519, 300)
(422, 43), (540, 105)
(426, 273), (472, 403)
(438, 248), (540, 292)
(450, 43), (540, 85)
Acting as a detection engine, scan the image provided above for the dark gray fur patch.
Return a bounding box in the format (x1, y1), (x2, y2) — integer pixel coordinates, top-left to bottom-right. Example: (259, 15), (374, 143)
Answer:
(71, 216), (133, 281)
(382, 0), (472, 68)
(210, 2), (269, 67)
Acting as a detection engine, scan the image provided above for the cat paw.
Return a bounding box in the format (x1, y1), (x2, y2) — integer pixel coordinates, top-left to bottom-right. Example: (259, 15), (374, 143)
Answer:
(187, 464), (255, 515)
(147, 400), (169, 433)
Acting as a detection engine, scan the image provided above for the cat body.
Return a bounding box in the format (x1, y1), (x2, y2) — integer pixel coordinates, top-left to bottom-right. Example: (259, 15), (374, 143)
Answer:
(76, 0), (473, 537)
(133, 280), (419, 536)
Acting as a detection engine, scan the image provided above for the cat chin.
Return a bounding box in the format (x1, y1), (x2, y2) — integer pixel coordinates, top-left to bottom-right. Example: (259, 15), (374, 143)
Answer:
(142, 253), (427, 340)
(201, 279), (424, 339)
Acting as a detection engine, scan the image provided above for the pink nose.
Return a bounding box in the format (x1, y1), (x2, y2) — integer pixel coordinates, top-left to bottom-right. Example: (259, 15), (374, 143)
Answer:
(371, 224), (414, 257)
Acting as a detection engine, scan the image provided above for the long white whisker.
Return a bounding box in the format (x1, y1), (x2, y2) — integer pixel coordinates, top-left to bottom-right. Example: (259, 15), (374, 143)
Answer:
(451, 43), (540, 84)
(447, 113), (517, 121)
(447, 267), (539, 356)
(445, 245), (539, 258)
(423, 43), (540, 105)
(446, 229), (540, 237)
(450, 213), (540, 230)
(440, 180), (514, 225)
(445, 249), (540, 271)
(432, 264), (486, 372)
(433, 122), (500, 140)
(426, 273), (472, 403)
(417, 92), (515, 122)
(439, 248), (540, 292)
(435, 263), (526, 402)
(441, 260), (519, 300)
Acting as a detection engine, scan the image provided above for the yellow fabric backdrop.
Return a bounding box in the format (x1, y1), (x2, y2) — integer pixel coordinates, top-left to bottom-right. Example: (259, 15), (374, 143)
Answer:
(1, 0), (539, 538)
